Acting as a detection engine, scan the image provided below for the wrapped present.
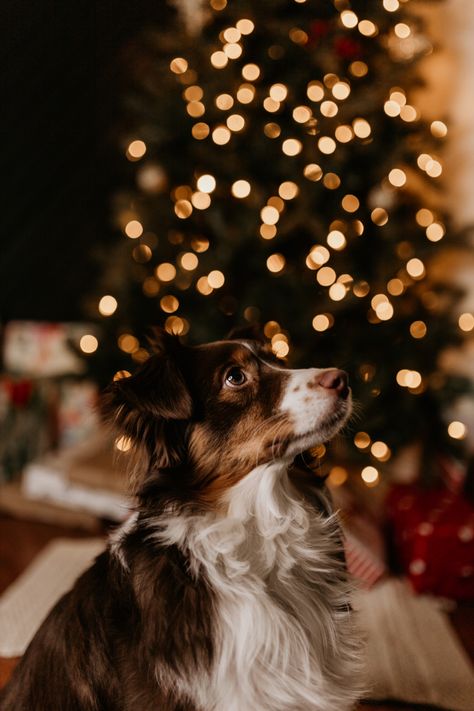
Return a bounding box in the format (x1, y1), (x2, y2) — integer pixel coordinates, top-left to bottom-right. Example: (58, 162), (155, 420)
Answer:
(387, 481), (474, 600)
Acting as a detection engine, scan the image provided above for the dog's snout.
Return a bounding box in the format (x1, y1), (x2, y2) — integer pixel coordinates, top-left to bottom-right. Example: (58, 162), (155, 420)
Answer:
(318, 369), (349, 398)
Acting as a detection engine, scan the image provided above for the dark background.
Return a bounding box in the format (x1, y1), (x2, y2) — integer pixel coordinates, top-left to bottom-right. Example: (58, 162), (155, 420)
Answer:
(1, 0), (170, 322)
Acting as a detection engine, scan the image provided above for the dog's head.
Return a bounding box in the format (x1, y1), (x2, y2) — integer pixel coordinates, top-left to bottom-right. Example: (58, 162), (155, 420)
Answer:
(103, 328), (351, 505)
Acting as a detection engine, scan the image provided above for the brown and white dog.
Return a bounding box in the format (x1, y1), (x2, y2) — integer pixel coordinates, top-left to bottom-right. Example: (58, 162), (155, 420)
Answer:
(0, 329), (362, 711)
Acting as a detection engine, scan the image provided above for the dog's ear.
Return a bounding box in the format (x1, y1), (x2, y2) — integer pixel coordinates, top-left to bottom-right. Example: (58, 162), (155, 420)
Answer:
(102, 332), (192, 471)
(227, 324), (266, 343)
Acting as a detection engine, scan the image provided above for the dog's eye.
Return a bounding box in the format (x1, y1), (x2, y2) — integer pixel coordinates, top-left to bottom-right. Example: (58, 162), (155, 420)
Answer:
(224, 367), (247, 387)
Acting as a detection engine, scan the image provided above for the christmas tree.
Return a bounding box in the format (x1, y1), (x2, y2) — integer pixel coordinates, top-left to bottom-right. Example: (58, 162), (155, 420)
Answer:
(87, 0), (470, 485)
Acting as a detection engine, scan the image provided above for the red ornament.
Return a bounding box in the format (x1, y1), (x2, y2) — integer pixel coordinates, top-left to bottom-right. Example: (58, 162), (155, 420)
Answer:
(387, 483), (474, 600)
(334, 37), (364, 59)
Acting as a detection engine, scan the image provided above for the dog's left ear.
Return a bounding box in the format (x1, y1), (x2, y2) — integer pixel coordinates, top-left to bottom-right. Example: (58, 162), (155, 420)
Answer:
(227, 324), (266, 343)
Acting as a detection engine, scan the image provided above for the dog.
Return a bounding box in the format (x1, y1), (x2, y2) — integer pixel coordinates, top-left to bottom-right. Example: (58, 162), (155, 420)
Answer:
(0, 328), (362, 711)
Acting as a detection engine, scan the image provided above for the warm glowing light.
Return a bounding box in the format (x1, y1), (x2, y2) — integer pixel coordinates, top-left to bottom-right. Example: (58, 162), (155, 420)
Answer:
(307, 245), (330, 268)
(210, 51), (228, 68)
(322, 173), (339, 190)
(426, 223), (445, 242)
(184, 85), (203, 101)
(142, 277), (160, 297)
(394, 22), (411, 39)
(237, 84), (255, 104)
(375, 301), (394, 320)
(387, 278), (404, 296)
(80, 334), (98, 353)
(227, 114), (245, 131)
(448, 421), (466, 440)
(341, 194), (359, 213)
(267, 254), (286, 273)
(431, 120), (448, 138)
(212, 126), (231, 145)
(361, 466), (379, 486)
(312, 314), (331, 332)
(197, 277), (213, 295)
(328, 467), (348, 487)
(317, 267), (336, 286)
(383, 0), (399, 11)
(320, 100), (338, 117)
(416, 208), (434, 227)
(186, 101), (205, 118)
(180, 252), (199, 270)
(124, 220), (143, 239)
(232, 180), (251, 198)
(170, 57), (188, 74)
(388, 168), (407, 187)
(335, 125), (353, 143)
(384, 100), (400, 117)
(371, 441), (389, 460)
(318, 136), (336, 154)
(406, 258), (425, 279)
(341, 10), (358, 28)
(127, 140), (146, 160)
(332, 82), (351, 100)
(353, 281), (370, 297)
(98, 295), (118, 317)
(410, 321), (427, 339)
(329, 283), (346, 301)
(215, 93), (234, 110)
(156, 263), (177, 282)
(278, 181), (298, 200)
(307, 81), (324, 102)
(208, 270), (225, 288)
(236, 18), (254, 34)
(264, 122), (281, 138)
(417, 153), (432, 170)
(425, 160), (443, 178)
(263, 97), (280, 113)
(242, 63), (260, 81)
(160, 295), (179, 313)
(260, 224), (277, 240)
(270, 83), (288, 102)
(354, 432), (371, 449)
(459, 313), (474, 332)
(197, 174), (216, 193)
(192, 122), (210, 140)
(174, 199), (193, 219)
(223, 27), (241, 43)
(191, 192), (211, 210)
(282, 139), (302, 156)
(191, 237), (209, 252)
(293, 105), (312, 123)
(118, 334), (139, 354)
(371, 208), (389, 226)
(261, 206), (280, 225)
(115, 436), (132, 452)
(223, 42), (242, 59)
(359, 20), (377, 36)
(304, 163), (323, 181)
(264, 321), (280, 338)
(400, 105), (417, 122)
(327, 230), (346, 250)
(272, 340), (289, 358)
(165, 316), (188, 336)
(397, 369), (422, 388)
(350, 61), (368, 77)
(353, 118), (371, 138)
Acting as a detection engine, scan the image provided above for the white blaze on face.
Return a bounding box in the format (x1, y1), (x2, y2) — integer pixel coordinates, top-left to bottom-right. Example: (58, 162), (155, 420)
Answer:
(279, 368), (329, 436)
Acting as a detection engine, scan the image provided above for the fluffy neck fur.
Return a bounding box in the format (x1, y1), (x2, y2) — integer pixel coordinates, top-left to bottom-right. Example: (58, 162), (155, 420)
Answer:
(146, 460), (363, 711)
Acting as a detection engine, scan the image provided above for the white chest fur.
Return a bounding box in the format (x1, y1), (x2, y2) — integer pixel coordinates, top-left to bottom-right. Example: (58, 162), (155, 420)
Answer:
(154, 461), (362, 711)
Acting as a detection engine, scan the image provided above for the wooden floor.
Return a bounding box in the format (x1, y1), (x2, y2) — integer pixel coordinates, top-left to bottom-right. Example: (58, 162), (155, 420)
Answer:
(0, 513), (473, 710)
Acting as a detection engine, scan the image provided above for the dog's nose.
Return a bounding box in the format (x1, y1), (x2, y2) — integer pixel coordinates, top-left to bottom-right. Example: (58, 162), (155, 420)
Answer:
(319, 369), (349, 398)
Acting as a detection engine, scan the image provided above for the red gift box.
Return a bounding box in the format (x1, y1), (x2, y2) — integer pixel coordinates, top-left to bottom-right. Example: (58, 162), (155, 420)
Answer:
(387, 482), (474, 600)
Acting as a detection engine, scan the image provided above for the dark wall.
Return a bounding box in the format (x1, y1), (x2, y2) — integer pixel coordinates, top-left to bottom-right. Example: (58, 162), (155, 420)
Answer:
(0, 0), (175, 321)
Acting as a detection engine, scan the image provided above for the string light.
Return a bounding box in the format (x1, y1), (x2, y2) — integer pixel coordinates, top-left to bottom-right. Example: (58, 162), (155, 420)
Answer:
(192, 122), (210, 139)
(232, 180), (251, 198)
(448, 421), (466, 439)
(196, 277), (213, 295)
(359, 20), (378, 37)
(235, 18), (254, 35)
(267, 254), (286, 273)
(335, 125), (353, 142)
(317, 267), (336, 286)
(170, 57), (188, 74)
(388, 168), (407, 187)
(210, 51), (228, 68)
(353, 118), (371, 138)
(98, 295), (118, 316)
(124, 220), (143, 239)
(312, 314), (333, 331)
(371, 441), (391, 461)
(208, 270), (225, 288)
(174, 199), (193, 218)
(426, 223), (445, 242)
(80, 335), (98, 353)
(278, 181), (299, 200)
(327, 230), (346, 250)
(293, 106), (312, 123)
(118, 334), (139, 354)
(282, 139), (302, 156)
(227, 114), (245, 131)
(242, 63), (260, 81)
(459, 313), (474, 332)
(406, 258), (425, 279)
(261, 206), (280, 225)
(307, 81), (324, 101)
(320, 100), (338, 117)
(341, 194), (359, 212)
(328, 467), (348, 487)
(237, 84), (255, 103)
(212, 126), (231, 145)
(197, 174), (216, 193)
(431, 120), (448, 138)
(329, 283), (346, 301)
(180, 252), (199, 270)
(126, 140), (146, 161)
(160, 295), (179, 313)
(354, 432), (371, 449)
(410, 321), (427, 338)
(340, 11), (358, 28)
(304, 164), (323, 181)
(156, 263), (177, 282)
(361, 466), (379, 486)
(318, 137), (336, 154)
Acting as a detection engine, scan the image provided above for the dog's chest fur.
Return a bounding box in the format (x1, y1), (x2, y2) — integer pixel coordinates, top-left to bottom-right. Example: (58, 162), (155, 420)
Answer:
(136, 461), (361, 711)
